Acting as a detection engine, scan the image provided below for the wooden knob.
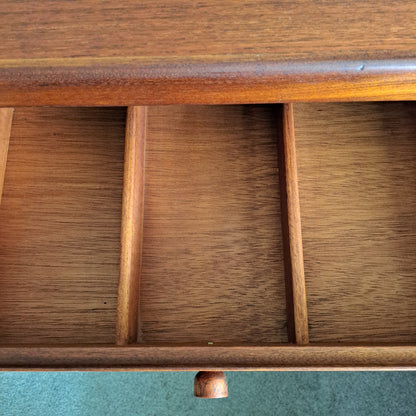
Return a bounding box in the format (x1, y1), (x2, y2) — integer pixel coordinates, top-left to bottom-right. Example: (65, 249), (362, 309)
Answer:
(194, 371), (228, 398)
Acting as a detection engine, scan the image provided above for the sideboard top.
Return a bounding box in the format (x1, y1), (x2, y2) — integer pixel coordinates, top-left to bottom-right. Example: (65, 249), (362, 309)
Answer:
(1, 0), (415, 105)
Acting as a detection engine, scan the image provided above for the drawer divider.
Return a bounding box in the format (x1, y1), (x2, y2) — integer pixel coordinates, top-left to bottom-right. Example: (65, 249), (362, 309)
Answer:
(116, 106), (147, 345)
(278, 103), (309, 344)
(0, 108), (13, 205)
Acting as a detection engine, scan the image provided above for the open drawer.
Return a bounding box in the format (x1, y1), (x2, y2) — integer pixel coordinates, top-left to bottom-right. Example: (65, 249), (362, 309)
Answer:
(0, 103), (414, 391)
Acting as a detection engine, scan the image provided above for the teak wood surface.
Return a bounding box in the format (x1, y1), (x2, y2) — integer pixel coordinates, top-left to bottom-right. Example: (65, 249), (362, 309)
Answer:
(0, 104), (415, 370)
(0, 107), (125, 344)
(140, 105), (287, 344)
(278, 104), (309, 345)
(0, 108), (13, 204)
(294, 102), (416, 344)
(0, 346), (415, 371)
(0, 0), (415, 372)
(116, 106), (146, 346)
(1, 0), (416, 104)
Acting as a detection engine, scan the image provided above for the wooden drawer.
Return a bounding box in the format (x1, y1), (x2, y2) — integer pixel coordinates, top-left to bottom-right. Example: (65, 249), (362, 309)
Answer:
(0, 102), (415, 397)
(1, 102), (415, 359)
(1, 0), (416, 400)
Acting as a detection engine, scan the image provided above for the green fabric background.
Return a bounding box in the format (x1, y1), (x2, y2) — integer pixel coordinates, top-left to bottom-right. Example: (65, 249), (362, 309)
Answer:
(0, 372), (415, 415)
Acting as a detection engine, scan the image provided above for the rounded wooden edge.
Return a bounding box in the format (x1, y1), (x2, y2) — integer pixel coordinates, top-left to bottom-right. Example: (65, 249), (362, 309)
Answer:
(194, 371), (228, 399)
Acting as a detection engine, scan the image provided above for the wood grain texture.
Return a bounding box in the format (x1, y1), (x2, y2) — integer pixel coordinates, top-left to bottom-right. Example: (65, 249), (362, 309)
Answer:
(116, 107), (146, 346)
(140, 105), (287, 344)
(0, 108), (13, 204)
(0, 345), (415, 371)
(0, 107), (125, 344)
(277, 106), (295, 344)
(1, 0), (416, 104)
(278, 104), (309, 344)
(294, 102), (416, 343)
(3, 0), (415, 61)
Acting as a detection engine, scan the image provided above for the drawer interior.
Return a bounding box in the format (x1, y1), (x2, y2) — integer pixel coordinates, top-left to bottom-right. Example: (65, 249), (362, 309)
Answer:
(294, 102), (416, 343)
(0, 105), (288, 345)
(0, 102), (414, 347)
(0, 108), (125, 344)
(140, 106), (287, 344)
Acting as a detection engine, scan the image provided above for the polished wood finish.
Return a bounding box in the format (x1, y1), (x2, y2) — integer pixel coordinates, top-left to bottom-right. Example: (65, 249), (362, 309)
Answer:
(140, 105), (287, 344)
(116, 107), (147, 346)
(194, 371), (228, 399)
(294, 102), (416, 343)
(1, 59), (416, 106)
(0, 345), (414, 371)
(0, 107), (125, 344)
(278, 104), (309, 345)
(0, 108), (13, 204)
(1, 0), (416, 105)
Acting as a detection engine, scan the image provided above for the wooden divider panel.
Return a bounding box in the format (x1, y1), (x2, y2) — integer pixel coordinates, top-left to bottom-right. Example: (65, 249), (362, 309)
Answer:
(277, 104), (309, 344)
(116, 106), (147, 345)
(0, 108), (13, 204)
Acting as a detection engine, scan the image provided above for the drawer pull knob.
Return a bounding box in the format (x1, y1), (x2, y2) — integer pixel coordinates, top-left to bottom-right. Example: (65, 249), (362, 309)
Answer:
(194, 371), (228, 399)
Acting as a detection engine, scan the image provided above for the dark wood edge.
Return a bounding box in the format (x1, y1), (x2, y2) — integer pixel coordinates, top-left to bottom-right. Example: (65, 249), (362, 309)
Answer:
(0, 59), (416, 105)
(0, 345), (415, 371)
(116, 106), (147, 345)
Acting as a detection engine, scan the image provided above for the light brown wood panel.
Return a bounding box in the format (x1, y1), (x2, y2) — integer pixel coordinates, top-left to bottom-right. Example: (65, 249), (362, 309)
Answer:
(0, 107), (125, 344)
(1, 1), (414, 61)
(294, 102), (416, 343)
(140, 105), (287, 344)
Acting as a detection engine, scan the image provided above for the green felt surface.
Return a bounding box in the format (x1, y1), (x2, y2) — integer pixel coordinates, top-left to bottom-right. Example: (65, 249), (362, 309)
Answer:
(0, 372), (415, 415)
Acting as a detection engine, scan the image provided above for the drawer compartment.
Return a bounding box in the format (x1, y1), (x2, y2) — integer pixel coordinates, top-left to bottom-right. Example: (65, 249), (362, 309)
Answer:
(140, 105), (287, 344)
(294, 102), (416, 343)
(0, 107), (125, 344)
